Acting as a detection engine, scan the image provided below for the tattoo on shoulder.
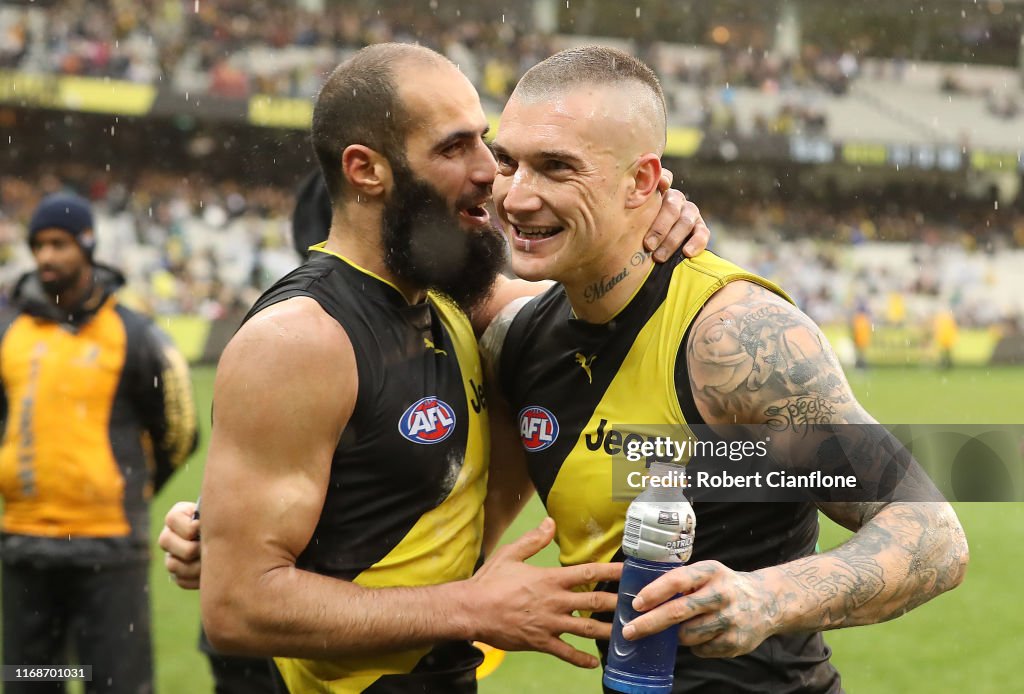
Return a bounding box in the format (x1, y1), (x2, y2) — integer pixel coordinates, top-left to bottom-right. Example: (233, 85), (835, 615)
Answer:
(479, 297), (532, 381)
(688, 283), (850, 421)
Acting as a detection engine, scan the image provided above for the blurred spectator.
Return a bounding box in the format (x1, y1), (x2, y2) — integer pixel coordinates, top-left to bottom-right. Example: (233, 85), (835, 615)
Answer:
(1, 0), (1019, 149)
(1, 171), (296, 317)
(2, 168), (1023, 336)
(933, 309), (959, 368)
(0, 192), (198, 694)
(851, 303), (872, 370)
(986, 91), (1020, 120)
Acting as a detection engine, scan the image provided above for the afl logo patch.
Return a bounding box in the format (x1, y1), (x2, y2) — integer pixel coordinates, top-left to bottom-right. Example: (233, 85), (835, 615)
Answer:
(399, 397), (457, 444)
(518, 406), (559, 452)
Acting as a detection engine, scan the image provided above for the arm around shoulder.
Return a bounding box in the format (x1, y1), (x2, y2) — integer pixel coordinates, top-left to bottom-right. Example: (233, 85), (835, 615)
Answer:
(479, 295), (536, 554)
(470, 274), (550, 336)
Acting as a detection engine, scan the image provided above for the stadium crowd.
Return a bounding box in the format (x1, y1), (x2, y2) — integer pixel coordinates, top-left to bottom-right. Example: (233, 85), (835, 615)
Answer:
(2, 170), (1022, 334)
(0, 0), (550, 102)
(4, 0), (1021, 155)
(3, 1), (1022, 329)
(0, 171), (296, 319)
(7, 0), (1017, 123)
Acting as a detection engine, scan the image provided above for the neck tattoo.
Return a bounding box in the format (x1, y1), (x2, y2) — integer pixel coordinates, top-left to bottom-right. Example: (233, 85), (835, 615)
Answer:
(584, 266), (630, 303)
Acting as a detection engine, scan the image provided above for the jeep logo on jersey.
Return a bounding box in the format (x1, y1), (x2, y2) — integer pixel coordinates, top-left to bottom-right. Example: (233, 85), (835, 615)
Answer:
(518, 406), (559, 452)
(399, 397), (457, 444)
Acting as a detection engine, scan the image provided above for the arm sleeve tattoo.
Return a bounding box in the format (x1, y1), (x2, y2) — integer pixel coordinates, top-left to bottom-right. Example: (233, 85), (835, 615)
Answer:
(686, 281), (968, 632)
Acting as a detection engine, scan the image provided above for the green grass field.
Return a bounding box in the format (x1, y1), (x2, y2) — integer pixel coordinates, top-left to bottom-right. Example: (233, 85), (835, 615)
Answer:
(13, 366), (1024, 693)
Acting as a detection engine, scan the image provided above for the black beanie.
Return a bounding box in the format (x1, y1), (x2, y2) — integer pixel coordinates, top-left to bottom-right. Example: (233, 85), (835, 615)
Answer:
(28, 192), (96, 260)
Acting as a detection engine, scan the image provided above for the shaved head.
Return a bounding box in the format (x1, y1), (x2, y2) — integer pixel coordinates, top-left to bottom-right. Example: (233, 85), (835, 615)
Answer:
(510, 45), (667, 153)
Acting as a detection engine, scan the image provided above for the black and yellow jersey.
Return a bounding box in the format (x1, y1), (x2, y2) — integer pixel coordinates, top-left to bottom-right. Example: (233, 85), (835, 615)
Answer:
(242, 246), (488, 694)
(499, 251), (841, 693)
(0, 265), (197, 566)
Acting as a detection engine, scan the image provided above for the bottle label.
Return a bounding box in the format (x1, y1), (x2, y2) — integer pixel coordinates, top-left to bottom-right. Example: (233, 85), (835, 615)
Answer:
(622, 501), (695, 563)
(666, 536), (693, 554)
(622, 515), (643, 554)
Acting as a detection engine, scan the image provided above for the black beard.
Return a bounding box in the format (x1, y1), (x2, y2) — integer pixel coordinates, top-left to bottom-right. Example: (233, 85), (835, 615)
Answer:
(39, 268), (80, 297)
(381, 163), (506, 313)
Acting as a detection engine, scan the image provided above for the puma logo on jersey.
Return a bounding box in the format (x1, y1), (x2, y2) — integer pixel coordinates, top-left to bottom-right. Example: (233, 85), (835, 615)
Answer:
(574, 353), (596, 383)
(423, 337), (447, 356)
(399, 397), (457, 444)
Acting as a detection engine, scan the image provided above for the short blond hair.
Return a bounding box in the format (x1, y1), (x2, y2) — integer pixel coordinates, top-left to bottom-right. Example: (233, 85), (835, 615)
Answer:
(512, 45), (667, 145)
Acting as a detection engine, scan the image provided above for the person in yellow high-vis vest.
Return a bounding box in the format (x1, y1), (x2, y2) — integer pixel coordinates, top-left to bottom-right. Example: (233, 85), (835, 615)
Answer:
(0, 192), (198, 694)
(934, 309), (958, 369)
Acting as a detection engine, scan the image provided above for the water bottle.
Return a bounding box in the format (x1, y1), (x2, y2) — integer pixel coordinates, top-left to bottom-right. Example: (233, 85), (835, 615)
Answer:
(603, 462), (695, 694)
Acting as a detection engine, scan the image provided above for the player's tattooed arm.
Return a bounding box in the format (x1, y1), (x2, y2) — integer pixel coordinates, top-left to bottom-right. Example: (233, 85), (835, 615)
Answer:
(619, 282), (968, 656)
(471, 275), (552, 336)
(777, 500), (968, 633)
(479, 296), (537, 554)
(479, 295), (532, 383)
(687, 280), (858, 424)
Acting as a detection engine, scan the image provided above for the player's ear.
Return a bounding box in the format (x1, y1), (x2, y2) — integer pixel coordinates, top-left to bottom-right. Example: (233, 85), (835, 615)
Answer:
(341, 145), (391, 198)
(625, 153), (662, 209)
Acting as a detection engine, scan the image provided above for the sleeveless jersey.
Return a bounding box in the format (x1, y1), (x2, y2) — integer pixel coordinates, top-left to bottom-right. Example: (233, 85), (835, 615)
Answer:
(244, 247), (488, 694)
(499, 251), (841, 693)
